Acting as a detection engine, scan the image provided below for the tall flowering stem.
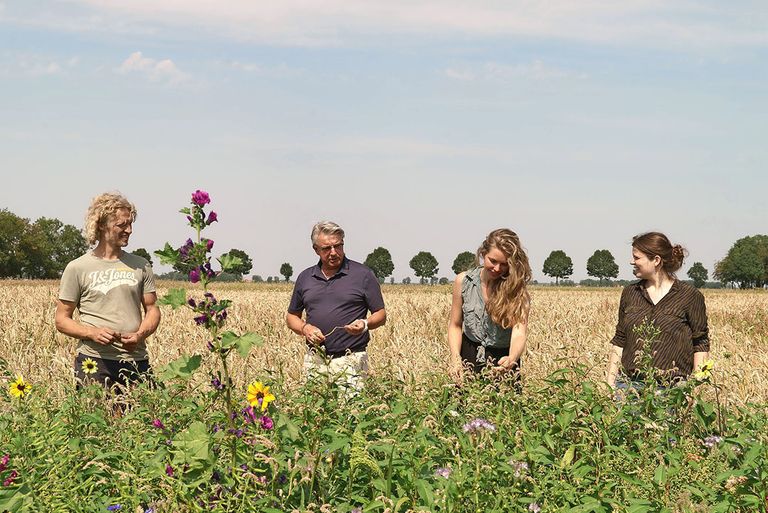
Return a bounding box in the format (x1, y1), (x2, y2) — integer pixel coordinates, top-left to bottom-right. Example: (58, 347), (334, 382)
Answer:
(155, 190), (262, 437)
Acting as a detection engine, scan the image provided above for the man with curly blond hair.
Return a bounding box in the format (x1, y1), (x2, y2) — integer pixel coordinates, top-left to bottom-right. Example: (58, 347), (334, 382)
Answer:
(55, 192), (160, 390)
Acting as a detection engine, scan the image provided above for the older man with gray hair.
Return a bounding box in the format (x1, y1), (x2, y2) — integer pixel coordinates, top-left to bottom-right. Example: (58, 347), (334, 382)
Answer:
(286, 221), (386, 392)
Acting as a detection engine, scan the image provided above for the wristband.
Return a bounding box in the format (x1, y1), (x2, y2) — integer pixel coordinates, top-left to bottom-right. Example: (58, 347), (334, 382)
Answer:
(361, 319), (369, 332)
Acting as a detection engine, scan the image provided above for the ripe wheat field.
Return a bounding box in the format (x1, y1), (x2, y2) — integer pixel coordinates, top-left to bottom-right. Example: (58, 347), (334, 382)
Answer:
(2, 281), (767, 407)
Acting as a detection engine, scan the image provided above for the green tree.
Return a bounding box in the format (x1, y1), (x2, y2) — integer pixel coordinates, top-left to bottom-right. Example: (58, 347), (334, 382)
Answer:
(221, 248), (253, 277)
(714, 235), (768, 288)
(542, 250), (574, 285)
(280, 263), (293, 282)
(364, 247), (395, 282)
(0, 209), (28, 277)
(451, 251), (475, 275)
(131, 247), (153, 267)
(687, 262), (708, 288)
(409, 251), (439, 283)
(586, 249), (619, 285)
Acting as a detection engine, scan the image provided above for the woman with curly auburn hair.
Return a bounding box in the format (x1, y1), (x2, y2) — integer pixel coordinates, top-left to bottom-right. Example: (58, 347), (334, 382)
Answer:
(606, 231), (710, 389)
(448, 228), (532, 378)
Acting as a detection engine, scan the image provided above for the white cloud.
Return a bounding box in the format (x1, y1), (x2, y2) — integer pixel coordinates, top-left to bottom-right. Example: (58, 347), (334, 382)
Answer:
(0, 51), (67, 77)
(116, 51), (188, 84)
(444, 60), (586, 83)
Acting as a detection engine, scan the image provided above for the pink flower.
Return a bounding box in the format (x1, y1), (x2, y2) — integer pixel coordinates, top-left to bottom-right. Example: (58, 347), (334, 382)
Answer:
(189, 268), (201, 283)
(206, 239), (214, 251)
(260, 415), (274, 431)
(165, 465), (174, 477)
(3, 469), (17, 487)
(0, 454), (8, 473)
(206, 211), (218, 225)
(151, 419), (165, 430)
(191, 190), (210, 206)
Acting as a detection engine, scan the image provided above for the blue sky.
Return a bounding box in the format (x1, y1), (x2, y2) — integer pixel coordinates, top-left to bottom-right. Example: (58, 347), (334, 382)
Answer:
(1, 1), (766, 281)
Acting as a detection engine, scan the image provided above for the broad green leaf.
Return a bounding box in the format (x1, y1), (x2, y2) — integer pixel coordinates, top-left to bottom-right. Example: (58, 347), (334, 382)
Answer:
(171, 421), (213, 471)
(154, 242), (181, 266)
(415, 479), (434, 505)
(560, 445), (576, 468)
(157, 354), (202, 381)
(158, 288), (188, 309)
(218, 253), (243, 273)
(653, 464), (668, 486)
(235, 332), (263, 358)
(0, 483), (31, 513)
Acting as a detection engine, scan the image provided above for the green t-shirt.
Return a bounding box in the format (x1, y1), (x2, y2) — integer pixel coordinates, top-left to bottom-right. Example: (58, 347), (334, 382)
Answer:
(59, 251), (156, 361)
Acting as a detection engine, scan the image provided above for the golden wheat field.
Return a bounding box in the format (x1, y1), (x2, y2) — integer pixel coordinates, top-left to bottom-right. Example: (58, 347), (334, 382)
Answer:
(1, 280), (767, 407)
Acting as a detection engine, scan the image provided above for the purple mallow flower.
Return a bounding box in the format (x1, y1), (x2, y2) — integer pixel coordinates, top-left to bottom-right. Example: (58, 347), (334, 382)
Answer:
(434, 467), (452, 478)
(205, 238), (214, 251)
(242, 406), (258, 424)
(211, 377), (225, 391)
(3, 469), (18, 487)
(165, 465), (174, 477)
(0, 454), (9, 473)
(191, 190), (210, 206)
(189, 268), (201, 283)
(151, 419), (165, 430)
(260, 415), (274, 431)
(206, 211), (217, 225)
(462, 418), (496, 434)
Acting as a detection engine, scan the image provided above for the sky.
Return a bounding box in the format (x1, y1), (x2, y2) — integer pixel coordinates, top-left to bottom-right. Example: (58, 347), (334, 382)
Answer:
(1, 1), (766, 282)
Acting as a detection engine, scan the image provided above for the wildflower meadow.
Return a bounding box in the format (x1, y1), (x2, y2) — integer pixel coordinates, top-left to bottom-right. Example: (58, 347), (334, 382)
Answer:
(1, 191), (767, 512)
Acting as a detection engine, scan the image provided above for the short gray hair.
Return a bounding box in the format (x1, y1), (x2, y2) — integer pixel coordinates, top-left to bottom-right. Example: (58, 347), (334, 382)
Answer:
(311, 221), (345, 245)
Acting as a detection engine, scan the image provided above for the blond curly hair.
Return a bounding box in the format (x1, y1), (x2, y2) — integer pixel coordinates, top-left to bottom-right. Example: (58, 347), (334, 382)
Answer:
(84, 192), (137, 245)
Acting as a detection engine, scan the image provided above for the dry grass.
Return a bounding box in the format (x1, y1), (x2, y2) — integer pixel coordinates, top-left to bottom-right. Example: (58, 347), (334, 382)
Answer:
(1, 281), (767, 406)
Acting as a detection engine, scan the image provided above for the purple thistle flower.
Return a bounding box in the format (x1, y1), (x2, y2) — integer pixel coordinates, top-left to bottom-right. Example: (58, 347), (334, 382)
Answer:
(189, 268), (201, 283)
(206, 238), (214, 251)
(165, 465), (174, 477)
(151, 418), (165, 430)
(462, 418), (496, 434)
(206, 211), (218, 225)
(260, 415), (274, 431)
(191, 190), (211, 206)
(434, 466), (452, 478)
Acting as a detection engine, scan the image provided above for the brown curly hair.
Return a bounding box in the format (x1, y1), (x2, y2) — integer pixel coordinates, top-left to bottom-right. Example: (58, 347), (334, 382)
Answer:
(84, 192), (137, 245)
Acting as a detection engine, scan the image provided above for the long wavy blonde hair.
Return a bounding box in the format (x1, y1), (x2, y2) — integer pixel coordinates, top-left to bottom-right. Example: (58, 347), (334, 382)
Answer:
(84, 192), (137, 245)
(477, 228), (532, 329)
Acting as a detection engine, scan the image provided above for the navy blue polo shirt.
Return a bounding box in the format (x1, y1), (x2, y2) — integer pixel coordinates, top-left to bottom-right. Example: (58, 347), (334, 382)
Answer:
(288, 257), (385, 355)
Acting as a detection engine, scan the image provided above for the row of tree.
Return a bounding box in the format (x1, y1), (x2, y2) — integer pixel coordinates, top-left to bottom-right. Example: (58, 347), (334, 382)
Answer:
(2, 208), (766, 288)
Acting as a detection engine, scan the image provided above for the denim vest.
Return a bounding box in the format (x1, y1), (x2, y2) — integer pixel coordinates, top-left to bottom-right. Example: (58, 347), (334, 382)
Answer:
(461, 267), (512, 348)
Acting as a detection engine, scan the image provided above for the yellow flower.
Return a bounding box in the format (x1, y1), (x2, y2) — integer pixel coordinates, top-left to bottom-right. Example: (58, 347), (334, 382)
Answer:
(693, 359), (714, 380)
(81, 358), (99, 375)
(247, 381), (275, 411)
(9, 375), (31, 398)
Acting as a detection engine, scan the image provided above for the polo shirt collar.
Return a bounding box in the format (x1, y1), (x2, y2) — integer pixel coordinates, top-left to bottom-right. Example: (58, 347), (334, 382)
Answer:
(312, 257), (350, 279)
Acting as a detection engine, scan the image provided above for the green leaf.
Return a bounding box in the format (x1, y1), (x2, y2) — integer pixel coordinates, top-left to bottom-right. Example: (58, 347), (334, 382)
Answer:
(158, 288), (188, 309)
(157, 354), (202, 381)
(653, 464), (668, 486)
(154, 242), (181, 266)
(218, 253), (243, 273)
(179, 207), (191, 214)
(170, 421), (213, 471)
(0, 483), (32, 513)
(415, 479), (434, 505)
(560, 445), (576, 468)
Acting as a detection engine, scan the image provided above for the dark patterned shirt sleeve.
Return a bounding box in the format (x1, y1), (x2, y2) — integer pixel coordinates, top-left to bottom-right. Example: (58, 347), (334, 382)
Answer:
(689, 289), (710, 352)
(611, 287), (628, 348)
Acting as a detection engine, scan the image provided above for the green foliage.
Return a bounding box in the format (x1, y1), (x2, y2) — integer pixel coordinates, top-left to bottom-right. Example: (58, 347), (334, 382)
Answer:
(130, 247), (153, 267)
(0, 210), (87, 278)
(280, 262), (293, 282)
(714, 235), (768, 288)
(3, 366), (767, 512)
(220, 248), (251, 276)
(364, 247), (395, 281)
(409, 251), (439, 281)
(586, 249), (619, 284)
(156, 353), (202, 380)
(542, 250), (574, 285)
(451, 251), (475, 275)
(687, 262), (709, 288)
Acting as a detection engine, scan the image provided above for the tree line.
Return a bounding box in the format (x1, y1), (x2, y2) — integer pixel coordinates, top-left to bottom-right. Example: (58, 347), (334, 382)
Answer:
(1, 208), (766, 287)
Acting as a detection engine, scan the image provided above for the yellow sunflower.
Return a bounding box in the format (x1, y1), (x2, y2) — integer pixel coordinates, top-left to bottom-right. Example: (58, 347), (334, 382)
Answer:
(9, 375), (31, 398)
(693, 359), (714, 380)
(247, 381), (275, 411)
(81, 358), (99, 375)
